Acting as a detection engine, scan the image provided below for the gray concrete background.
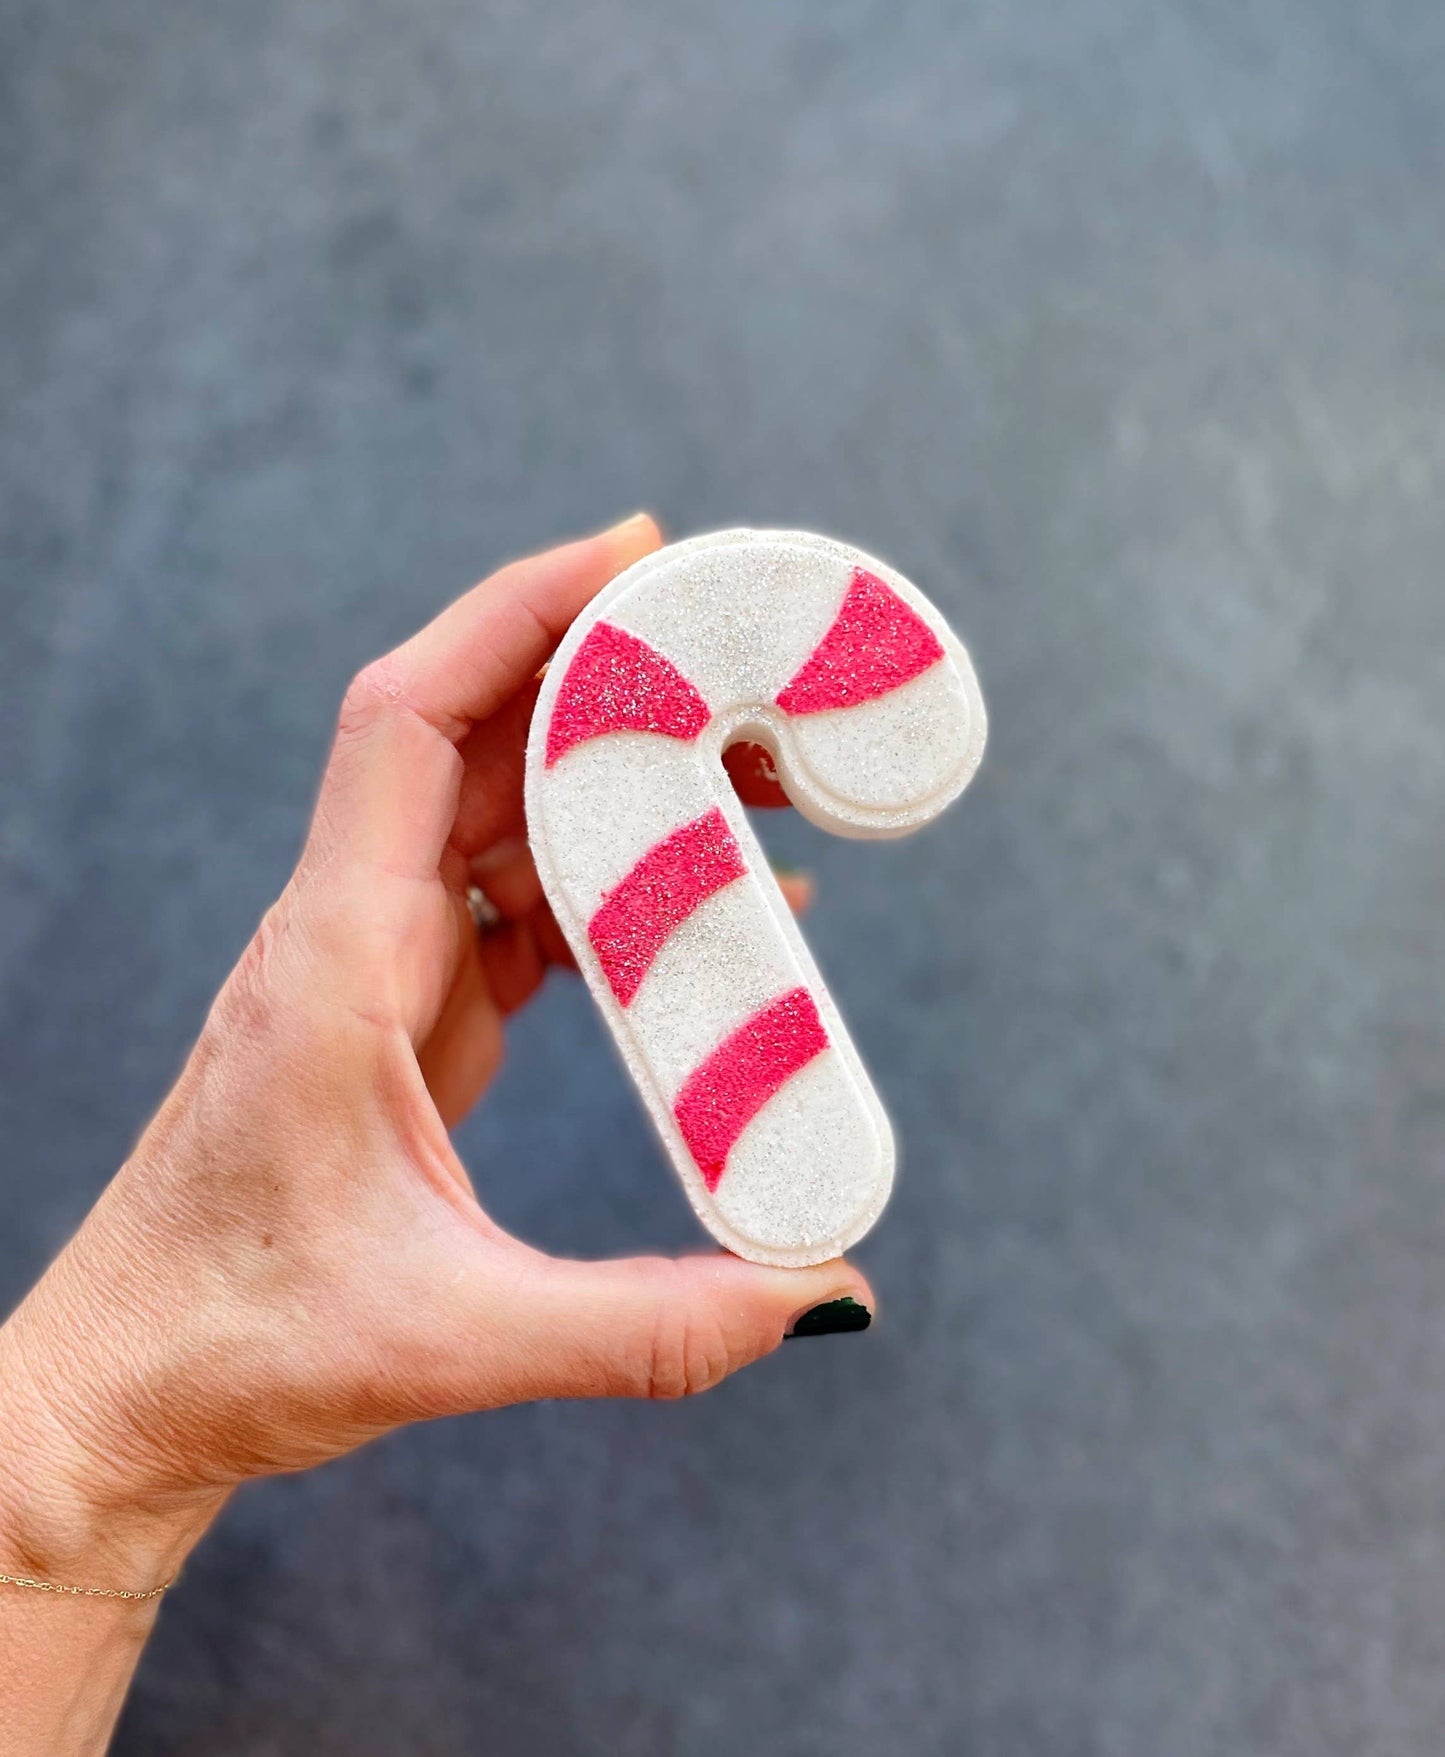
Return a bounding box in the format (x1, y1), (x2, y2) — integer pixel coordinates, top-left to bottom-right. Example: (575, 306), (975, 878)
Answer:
(4, 1), (1445, 1751)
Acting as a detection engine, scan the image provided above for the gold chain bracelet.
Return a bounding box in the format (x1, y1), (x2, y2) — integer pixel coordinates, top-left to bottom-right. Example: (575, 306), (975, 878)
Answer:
(0, 1570), (172, 1603)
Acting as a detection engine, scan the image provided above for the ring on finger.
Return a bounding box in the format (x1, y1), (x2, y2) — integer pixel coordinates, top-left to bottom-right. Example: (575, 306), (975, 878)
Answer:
(466, 884), (503, 933)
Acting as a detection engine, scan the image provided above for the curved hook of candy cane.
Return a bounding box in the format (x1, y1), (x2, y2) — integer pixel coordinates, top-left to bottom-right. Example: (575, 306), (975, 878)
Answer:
(525, 530), (987, 1268)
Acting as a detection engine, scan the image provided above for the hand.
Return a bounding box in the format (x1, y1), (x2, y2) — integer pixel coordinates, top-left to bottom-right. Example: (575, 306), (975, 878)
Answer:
(0, 515), (871, 1605)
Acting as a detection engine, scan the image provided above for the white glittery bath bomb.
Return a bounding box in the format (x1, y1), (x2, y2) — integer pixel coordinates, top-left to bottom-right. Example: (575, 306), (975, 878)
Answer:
(525, 529), (986, 1267)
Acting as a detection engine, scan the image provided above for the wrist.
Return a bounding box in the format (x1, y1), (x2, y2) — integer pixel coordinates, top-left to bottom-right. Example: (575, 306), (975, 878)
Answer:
(0, 1278), (226, 1597)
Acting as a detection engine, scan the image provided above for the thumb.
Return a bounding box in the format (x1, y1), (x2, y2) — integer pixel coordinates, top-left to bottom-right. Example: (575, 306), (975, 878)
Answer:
(477, 1249), (875, 1405)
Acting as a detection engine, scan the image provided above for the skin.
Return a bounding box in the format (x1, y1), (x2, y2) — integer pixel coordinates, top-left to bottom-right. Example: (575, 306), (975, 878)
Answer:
(0, 514), (869, 1754)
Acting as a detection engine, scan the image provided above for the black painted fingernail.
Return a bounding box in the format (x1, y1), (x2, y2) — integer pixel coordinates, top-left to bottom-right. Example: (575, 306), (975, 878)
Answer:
(786, 1297), (872, 1339)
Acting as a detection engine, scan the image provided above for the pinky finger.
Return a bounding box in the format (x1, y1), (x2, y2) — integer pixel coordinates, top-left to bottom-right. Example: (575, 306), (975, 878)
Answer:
(774, 869), (815, 916)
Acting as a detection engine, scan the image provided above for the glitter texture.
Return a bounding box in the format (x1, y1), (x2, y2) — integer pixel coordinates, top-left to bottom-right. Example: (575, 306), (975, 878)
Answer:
(673, 988), (829, 1191)
(545, 621), (710, 767)
(587, 806), (746, 1007)
(775, 566), (945, 714)
(524, 529), (988, 1268)
(627, 878), (802, 1098)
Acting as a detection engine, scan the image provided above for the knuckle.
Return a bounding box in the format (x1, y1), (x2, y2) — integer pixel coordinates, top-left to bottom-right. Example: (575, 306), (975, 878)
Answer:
(643, 1306), (734, 1402)
(337, 655), (404, 740)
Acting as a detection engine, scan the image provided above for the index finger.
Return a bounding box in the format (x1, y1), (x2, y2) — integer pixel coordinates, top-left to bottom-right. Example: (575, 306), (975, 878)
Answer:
(310, 512), (662, 884)
(393, 511), (662, 739)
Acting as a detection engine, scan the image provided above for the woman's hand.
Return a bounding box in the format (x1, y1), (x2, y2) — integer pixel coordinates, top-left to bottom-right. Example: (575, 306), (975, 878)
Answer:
(0, 514), (871, 1615)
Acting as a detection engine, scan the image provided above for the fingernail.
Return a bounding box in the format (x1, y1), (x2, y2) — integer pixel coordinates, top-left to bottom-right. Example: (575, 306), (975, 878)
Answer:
(786, 1296), (872, 1339)
(603, 510), (658, 541)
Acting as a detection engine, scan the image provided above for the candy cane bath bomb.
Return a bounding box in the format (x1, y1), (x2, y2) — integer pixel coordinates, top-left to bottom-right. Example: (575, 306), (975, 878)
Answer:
(524, 529), (986, 1268)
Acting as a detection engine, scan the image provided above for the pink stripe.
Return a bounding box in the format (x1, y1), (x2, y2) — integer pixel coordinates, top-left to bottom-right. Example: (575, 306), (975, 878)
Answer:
(775, 567), (944, 715)
(588, 808), (746, 1007)
(674, 988), (829, 1192)
(546, 622), (710, 766)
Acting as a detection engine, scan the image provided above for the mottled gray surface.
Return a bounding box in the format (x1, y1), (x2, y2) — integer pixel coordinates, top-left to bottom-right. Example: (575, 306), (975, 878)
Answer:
(4, 1), (1445, 1751)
